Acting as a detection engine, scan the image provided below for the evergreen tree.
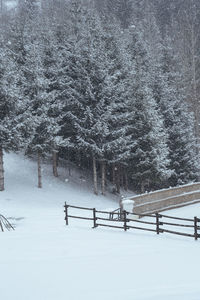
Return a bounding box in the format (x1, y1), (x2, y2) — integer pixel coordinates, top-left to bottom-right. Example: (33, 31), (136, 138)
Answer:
(134, 8), (198, 188)
(160, 35), (198, 186)
(104, 0), (133, 28)
(0, 34), (22, 191)
(124, 24), (170, 192)
(100, 20), (131, 193)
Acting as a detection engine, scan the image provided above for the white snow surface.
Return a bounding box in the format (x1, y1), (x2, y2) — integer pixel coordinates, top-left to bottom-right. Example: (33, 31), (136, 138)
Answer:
(1, 153), (200, 300)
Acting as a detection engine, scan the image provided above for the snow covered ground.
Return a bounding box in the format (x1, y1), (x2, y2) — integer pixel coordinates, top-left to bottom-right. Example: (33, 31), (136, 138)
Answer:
(1, 153), (200, 300)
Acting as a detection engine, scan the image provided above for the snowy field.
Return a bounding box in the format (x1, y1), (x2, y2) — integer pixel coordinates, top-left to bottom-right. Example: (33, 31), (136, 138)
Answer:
(1, 153), (200, 300)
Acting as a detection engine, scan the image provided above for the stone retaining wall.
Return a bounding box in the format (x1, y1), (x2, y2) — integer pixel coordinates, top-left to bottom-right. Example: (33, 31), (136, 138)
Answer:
(128, 182), (200, 214)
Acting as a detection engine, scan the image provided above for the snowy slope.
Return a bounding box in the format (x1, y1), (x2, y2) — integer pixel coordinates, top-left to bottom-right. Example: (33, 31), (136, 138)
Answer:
(0, 153), (200, 300)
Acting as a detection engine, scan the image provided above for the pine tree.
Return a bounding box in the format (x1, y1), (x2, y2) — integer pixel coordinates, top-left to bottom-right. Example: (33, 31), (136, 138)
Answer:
(72, 8), (111, 195)
(124, 24), (170, 192)
(0, 34), (22, 191)
(160, 35), (198, 186)
(100, 20), (131, 193)
(103, 0), (133, 28)
(40, 18), (68, 177)
(55, 0), (89, 164)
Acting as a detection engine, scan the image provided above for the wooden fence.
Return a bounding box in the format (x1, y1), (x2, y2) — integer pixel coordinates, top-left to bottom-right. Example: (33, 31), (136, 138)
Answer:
(64, 203), (200, 241)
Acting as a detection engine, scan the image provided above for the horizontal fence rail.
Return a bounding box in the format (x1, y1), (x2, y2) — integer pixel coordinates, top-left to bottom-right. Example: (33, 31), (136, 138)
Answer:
(64, 203), (200, 241)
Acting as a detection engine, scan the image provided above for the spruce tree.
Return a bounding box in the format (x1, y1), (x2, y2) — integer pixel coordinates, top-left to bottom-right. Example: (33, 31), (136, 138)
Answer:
(160, 35), (198, 186)
(0, 34), (22, 191)
(124, 24), (170, 192)
(100, 20), (131, 193)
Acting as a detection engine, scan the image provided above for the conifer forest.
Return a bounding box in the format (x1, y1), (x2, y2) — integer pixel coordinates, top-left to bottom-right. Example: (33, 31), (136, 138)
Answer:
(0, 0), (200, 194)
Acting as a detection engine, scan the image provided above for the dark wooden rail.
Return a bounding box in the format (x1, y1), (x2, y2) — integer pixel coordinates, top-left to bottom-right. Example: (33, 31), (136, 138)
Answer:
(64, 203), (200, 241)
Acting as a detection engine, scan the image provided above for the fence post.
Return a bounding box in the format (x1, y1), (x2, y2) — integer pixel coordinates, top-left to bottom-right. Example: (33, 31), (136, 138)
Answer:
(156, 213), (160, 235)
(194, 216), (198, 240)
(123, 211), (127, 231)
(119, 208), (123, 221)
(93, 208), (97, 228)
(64, 202), (69, 226)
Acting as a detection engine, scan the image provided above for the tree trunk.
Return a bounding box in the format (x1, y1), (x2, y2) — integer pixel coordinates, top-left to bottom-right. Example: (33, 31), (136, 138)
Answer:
(101, 161), (106, 196)
(93, 156), (98, 195)
(38, 151), (42, 188)
(0, 146), (4, 191)
(141, 181), (145, 194)
(116, 164), (120, 194)
(124, 169), (128, 191)
(112, 163), (116, 185)
(53, 150), (58, 177)
(121, 165), (124, 188)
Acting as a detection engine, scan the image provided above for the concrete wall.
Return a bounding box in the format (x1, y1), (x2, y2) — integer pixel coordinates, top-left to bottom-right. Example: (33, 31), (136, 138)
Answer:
(128, 182), (200, 215)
